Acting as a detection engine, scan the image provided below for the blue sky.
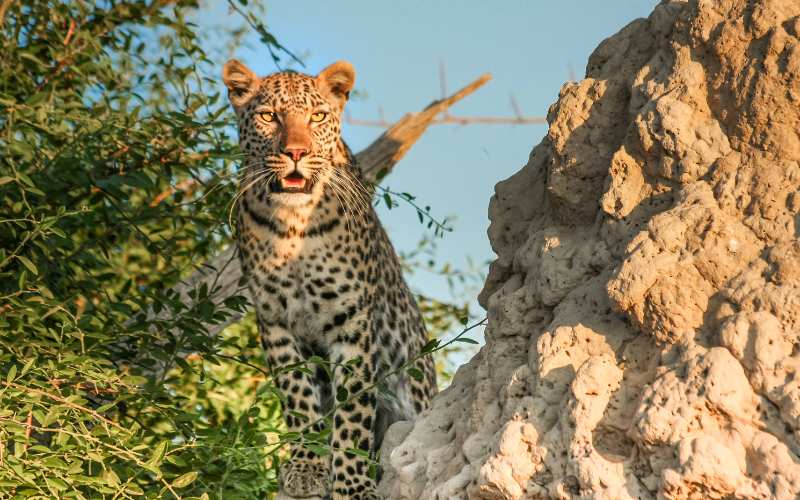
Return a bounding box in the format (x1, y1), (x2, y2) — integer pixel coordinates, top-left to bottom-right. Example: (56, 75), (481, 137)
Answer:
(201, 1), (659, 338)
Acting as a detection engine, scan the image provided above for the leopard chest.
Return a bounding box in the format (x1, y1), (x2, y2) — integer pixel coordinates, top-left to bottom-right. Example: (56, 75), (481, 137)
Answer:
(239, 217), (371, 345)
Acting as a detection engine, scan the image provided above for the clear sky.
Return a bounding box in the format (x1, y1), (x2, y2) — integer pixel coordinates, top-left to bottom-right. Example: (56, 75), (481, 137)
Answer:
(200, 1), (659, 339)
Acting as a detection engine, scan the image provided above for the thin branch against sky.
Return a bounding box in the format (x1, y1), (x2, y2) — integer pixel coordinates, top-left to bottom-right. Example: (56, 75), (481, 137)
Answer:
(345, 63), (545, 128)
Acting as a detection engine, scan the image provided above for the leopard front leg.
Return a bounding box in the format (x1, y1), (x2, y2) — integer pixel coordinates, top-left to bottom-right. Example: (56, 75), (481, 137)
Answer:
(329, 336), (380, 500)
(260, 323), (330, 498)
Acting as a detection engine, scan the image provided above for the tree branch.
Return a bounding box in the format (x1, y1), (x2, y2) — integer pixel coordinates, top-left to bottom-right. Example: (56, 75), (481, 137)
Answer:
(0, 0), (14, 27)
(346, 114), (546, 128)
(358, 73), (492, 182)
(345, 64), (545, 129)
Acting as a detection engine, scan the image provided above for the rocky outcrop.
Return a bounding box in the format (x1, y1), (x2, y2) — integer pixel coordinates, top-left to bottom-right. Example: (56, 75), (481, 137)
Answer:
(379, 0), (800, 498)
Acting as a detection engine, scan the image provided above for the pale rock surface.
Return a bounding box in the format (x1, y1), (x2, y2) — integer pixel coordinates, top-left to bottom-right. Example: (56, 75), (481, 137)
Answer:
(379, 0), (800, 498)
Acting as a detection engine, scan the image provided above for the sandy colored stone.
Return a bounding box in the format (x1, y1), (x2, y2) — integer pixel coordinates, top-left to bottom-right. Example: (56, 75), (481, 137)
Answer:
(380, 0), (800, 498)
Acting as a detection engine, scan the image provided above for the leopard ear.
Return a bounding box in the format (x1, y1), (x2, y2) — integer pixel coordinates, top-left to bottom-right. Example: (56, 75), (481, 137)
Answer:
(316, 61), (355, 110)
(223, 59), (258, 107)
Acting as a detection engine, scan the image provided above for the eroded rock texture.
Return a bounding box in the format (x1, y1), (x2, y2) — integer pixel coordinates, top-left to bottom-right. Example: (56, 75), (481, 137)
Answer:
(379, 0), (800, 498)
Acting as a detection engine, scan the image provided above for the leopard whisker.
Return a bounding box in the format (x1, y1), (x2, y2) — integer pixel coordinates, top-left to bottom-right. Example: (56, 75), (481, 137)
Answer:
(325, 173), (365, 226)
(228, 170), (274, 228)
(322, 172), (360, 236)
(326, 168), (370, 216)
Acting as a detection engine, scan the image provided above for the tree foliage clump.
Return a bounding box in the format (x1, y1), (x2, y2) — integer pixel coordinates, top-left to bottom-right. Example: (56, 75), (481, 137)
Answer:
(0, 1), (285, 497)
(0, 1), (480, 498)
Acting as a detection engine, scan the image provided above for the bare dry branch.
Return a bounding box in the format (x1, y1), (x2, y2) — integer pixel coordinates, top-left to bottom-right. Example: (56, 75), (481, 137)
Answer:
(0, 0), (13, 27)
(346, 64), (545, 129)
(358, 73), (492, 182)
(63, 18), (76, 46)
(346, 114), (546, 128)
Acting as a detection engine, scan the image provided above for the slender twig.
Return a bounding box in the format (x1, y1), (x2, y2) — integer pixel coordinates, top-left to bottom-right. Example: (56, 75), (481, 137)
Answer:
(226, 0), (304, 69)
(346, 64), (545, 128)
(62, 18), (76, 45)
(346, 114), (545, 128)
(375, 185), (453, 236)
(23, 411), (32, 452)
(3, 380), (128, 432)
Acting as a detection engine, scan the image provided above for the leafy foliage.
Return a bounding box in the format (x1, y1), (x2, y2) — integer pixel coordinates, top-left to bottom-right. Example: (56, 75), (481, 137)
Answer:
(0, 1), (482, 498)
(0, 1), (280, 497)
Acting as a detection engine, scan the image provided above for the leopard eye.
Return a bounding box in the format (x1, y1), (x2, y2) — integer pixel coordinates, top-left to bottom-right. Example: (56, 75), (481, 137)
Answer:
(258, 111), (277, 123)
(310, 111), (327, 123)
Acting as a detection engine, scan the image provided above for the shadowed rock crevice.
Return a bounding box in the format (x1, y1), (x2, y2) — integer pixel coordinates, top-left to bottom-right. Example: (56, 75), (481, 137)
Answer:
(379, 0), (800, 498)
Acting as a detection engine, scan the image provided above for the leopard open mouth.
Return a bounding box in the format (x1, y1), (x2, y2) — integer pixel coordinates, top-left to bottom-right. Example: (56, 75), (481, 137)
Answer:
(269, 171), (313, 194)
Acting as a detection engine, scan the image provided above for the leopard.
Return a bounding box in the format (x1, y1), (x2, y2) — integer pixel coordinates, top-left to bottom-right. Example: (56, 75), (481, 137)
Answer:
(222, 59), (437, 499)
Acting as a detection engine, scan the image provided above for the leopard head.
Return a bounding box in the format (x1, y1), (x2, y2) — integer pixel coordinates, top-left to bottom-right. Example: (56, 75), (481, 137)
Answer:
(223, 60), (356, 208)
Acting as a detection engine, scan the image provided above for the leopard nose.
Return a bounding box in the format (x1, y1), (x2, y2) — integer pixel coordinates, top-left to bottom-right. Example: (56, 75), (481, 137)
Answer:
(283, 147), (308, 162)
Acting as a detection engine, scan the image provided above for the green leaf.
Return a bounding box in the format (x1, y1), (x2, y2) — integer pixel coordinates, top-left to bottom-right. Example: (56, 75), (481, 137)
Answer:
(125, 483), (144, 496)
(16, 255), (37, 275)
(16, 172), (35, 188)
(6, 365), (17, 383)
(406, 367), (424, 382)
(165, 454), (187, 467)
(95, 403), (115, 413)
(20, 52), (46, 67)
(43, 456), (69, 469)
(20, 358), (36, 376)
(344, 447), (370, 458)
(421, 338), (440, 354)
(103, 468), (120, 487)
(46, 477), (68, 492)
(454, 337), (480, 345)
(145, 440), (168, 473)
(171, 471), (198, 488)
(336, 386), (348, 403)
(308, 355), (326, 365)
(308, 443), (330, 457)
(26, 92), (47, 106)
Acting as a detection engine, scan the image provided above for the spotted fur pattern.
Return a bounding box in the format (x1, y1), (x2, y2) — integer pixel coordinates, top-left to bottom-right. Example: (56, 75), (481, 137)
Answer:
(222, 60), (436, 499)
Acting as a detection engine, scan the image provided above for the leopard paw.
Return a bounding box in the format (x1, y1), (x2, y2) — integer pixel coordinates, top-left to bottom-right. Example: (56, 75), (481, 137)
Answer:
(352, 490), (381, 500)
(280, 456), (329, 498)
(332, 491), (380, 500)
(275, 493), (327, 500)
(331, 480), (381, 500)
